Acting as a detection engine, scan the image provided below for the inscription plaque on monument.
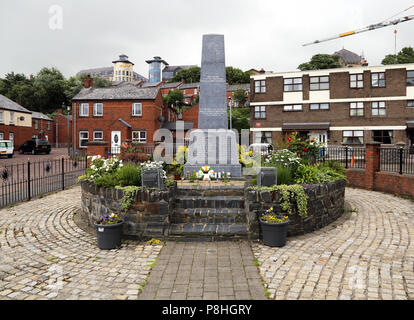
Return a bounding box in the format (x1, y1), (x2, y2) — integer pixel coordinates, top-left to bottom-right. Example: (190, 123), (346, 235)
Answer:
(142, 167), (164, 189)
(258, 167), (277, 187)
(184, 34), (242, 177)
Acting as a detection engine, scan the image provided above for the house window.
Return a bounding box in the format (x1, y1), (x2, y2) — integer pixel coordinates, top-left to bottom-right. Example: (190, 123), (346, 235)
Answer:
(93, 103), (103, 116)
(132, 131), (146, 143)
(254, 106), (266, 119)
(407, 71), (414, 86)
(350, 102), (364, 116)
(0, 132), (3, 139)
(47, 122), (50, 130)
(371, 72), (385, 87)
(408, 100), (414, 107)
(9, 132), (13, 144)
(372, 130), (393, 144)
(9, 112), (14, 125)
(80, 103), (89, 116)
(93, 131), (103, 141)
(253, 131), (272, 144)
(343, 130), (364, 144)
(310, 76), (329, 90)
(310, 103), (329, 110)
(284, 104), (303, 112)
(0, 111), (3, 123)
(34, 119), (38, 129)
(79, 131), (89, 148)
(371, 101), (386, 116)
(132, 103), (142, 116)
(350, 74), (363, 88)
(194, 88), (198, 94)
(254, 80), (266, 93)
(284, 78), (302, 91)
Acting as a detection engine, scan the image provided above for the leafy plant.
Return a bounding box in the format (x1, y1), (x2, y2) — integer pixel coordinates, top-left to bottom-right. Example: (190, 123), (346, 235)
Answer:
(294, 164), (324, 184)
(116, 186), (140, 212)
(260, 207), (289, 224)
(276, 165), (293, 185)
(116, 164), (141, 187)
(189, 170), (197, 183)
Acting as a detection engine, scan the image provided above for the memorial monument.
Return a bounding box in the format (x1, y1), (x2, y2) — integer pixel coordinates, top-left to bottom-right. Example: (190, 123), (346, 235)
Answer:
(184, 34), (242, 177)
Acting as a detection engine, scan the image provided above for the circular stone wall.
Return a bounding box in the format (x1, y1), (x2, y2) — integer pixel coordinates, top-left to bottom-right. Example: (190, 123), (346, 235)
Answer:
(245, 179), (346, 238)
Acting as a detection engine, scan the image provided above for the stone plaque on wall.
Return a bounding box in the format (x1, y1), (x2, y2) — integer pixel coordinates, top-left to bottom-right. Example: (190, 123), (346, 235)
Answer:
(141, 167), (164, 189)
(258, 167), (277, 187)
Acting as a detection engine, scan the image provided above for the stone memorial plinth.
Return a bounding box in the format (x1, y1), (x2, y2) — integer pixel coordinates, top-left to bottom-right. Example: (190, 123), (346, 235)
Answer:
(184, 34), (242, 177)
(142, 167), (164, 189)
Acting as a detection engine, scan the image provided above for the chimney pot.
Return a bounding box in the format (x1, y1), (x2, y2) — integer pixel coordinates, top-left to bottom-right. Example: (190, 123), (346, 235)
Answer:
(84, 74), (93, 88)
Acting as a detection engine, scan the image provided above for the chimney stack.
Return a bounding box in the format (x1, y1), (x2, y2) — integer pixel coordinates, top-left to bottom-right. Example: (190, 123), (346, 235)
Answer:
(57, 109), (63, 115)
(83, 74), (93, 88)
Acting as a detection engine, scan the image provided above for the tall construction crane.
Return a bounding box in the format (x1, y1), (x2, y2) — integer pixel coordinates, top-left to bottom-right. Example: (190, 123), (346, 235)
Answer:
(303, 5), (414, 46)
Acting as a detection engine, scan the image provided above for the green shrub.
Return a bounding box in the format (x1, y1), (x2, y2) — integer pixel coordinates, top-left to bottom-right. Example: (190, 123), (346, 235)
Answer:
(117, 164), (141, 187)
(318, 160), (346, 177)
(249, 175), (257, 186)
(94, 172), (120, 188)
(276, 165), (293, 185)
(294, 164), (325, 184)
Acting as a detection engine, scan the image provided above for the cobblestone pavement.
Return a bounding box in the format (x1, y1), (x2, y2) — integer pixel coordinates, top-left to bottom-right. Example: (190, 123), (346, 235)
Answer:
(252, 188), (414, 300)
(139, 241), (267, 300)
(0, 186), (162, 300)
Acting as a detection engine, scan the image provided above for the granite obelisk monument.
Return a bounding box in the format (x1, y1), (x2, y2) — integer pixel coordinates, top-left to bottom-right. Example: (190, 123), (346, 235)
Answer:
(184, 34), (242, 177)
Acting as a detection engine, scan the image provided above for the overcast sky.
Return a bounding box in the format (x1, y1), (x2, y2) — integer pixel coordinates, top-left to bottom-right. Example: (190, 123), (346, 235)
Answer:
(0, 0), (413, 79)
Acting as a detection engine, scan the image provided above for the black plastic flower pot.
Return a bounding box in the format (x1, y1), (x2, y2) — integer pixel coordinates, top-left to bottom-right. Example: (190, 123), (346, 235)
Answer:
(260, 220), (289, 247)
(94, 221), (124, 250)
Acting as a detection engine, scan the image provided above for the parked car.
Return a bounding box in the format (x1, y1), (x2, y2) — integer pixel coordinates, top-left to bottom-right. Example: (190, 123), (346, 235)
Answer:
(0, 140), (14, 158)
(18, 139), (51, 155)
(248, 143), (273, 156)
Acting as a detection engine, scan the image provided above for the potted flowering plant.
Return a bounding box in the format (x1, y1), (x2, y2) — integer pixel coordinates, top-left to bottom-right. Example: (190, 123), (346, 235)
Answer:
(94, 213), (124, 250)
(260, 207), (289, 247)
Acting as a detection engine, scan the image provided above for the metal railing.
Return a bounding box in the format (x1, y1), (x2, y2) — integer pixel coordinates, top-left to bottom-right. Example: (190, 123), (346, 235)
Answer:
(0, 157), (87, 208)
(320, 146), (366, 169)
(380, 147), (414, 175)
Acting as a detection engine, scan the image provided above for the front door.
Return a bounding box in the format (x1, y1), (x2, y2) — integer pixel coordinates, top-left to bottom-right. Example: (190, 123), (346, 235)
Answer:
(311, 131), (328, 147)
(111, 131), (121, 154)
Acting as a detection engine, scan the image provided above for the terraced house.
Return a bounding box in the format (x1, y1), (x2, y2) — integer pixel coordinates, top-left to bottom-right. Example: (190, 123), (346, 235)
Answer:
(0, 94), (33, 147)
(71, 77), (172, 157)
(250, 63), (414, 148)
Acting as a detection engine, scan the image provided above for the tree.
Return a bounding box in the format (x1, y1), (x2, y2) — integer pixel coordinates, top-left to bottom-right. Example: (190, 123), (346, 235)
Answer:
(298, 54), (341, 71)
(163, 90), (185, 113)
(382, 46), (414, 65)
(229, 107), (250, 133)
(226, 67), (251, 84)
(232, 88), (248, 107)
(169, 66), (201, 83)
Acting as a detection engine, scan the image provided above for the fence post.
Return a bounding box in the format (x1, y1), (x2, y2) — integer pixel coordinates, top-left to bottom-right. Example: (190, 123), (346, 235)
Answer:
(62, 158), (65, 190)
(27, 161), (31, 201)
(399, 147), (403, 175)
(345, 146), (349, 169)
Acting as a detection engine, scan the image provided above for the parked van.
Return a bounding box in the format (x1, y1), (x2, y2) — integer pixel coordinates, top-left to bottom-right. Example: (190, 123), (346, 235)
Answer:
(0, 140), (14, 158)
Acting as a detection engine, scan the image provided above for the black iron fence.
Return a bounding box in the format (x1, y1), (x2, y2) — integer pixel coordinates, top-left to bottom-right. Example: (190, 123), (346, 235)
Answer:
(320, 146), (366, 169)
(0, 157), (87, 208)
(380, 147), (414, 175)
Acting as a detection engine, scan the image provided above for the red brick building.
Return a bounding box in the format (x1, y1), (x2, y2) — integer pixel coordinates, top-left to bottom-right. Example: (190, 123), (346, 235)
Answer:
(250, 63), (414, 148)
(71, 78), (172, 157)
(0, 94), (33, 148)
(31, 111), (54, 143)
(53, 109), (72, 147)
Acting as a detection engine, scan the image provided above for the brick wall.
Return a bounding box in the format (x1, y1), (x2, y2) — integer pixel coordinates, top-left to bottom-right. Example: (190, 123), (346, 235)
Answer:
(53, 112), (72, 146)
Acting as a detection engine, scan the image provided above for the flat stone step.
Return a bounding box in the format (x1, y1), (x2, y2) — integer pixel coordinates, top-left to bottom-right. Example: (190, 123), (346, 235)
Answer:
(174, 196), (245, 209)
(169, 223), (248, 238)
(171, 208), (247, 224)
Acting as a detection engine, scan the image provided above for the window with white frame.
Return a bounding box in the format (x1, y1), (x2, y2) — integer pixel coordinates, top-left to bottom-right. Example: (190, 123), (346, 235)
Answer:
(93, 103), (103, 116)
(310, 103), (329, 110)
(254, 106), (266, 119)
(283, 104), (303, 112)
(34, 119), (38, 129)
(253, 131), (272, 144)
(371, 72), (385, 87)
(0, 111), (3, 123)
(350, 102), (364, 116)
(284, 78), (302, 91)
(9, 112), (14, 124)
(254, 80), (266, 93)
(0, 132), (3, 140)
(343, 130), (364, 144)
(350, 74), (363, 88)
(371, 101), (386, 116)
(80, 103), (89, 116)
(47, 121), (50, 130)
(408, 100), (414, 107)
(132, 103), (142, 116)
(93, 131), (103, 141)
(194, 88), (198, 94)
(79, 131), (89, 148)
(407, 71), (414, 86)
(132, 130), (146, 143)
(310, 76), (329, 90)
